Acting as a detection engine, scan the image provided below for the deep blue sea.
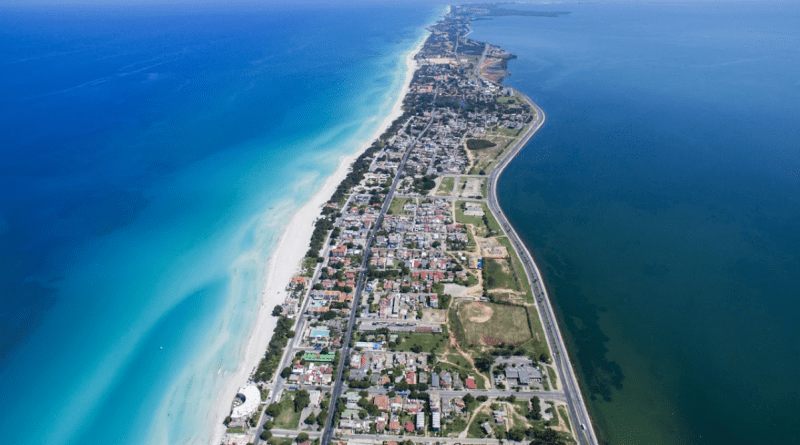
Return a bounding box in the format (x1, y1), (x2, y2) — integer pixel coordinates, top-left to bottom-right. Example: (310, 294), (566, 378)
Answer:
(471, 2), (800, 444)
(0, 2), (439, 444)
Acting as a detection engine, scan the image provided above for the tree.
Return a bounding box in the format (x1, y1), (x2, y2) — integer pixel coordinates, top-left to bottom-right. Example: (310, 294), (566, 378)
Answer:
(474, 353), (495, 373)
(294, 389), (311, 412)
(507, 427), (526, 442)
(281, 367), (292, 379)
(528, 396), (542, 421)
(272, 305), (282, 316)
(463, 393), (475, 405)
(477, 395), (488, 402)
(317, 409), (328, 426)
(366, 402), (380, 417)
(296, 432), (310, 443)
(304, 412), (316, 425)
(266, 403), (282, 418)
(260, 430), (273, 441)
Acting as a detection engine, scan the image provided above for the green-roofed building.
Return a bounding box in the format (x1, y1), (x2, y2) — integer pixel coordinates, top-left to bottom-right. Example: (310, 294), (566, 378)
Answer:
(303, 352), (335, 362)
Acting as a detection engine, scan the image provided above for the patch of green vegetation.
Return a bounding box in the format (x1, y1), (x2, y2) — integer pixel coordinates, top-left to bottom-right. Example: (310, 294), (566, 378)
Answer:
(268, 438), (294, 445)
(481, 203), (502, 233)
(490, 126), (521, 137)
(542, 379), (550, 391)
(455, 202), (485, 227)
(393, 332), (448, 354)
(496, 95), (517, 104)
(481, 180), (488, 199)
(467, 412), (492, 438)
(514, 400), (530, 417)
(442, 417), (468, 435)
(272, 392), (302, 430)
(460, 302), (532, 347)
(436, 176), (456, 196)
(388, 197), (409, 215)
(449, 305), (466, 345)
(483, 258), (519, 291)
(226, 427), (246, 434)
(524, 306), (550, 360)
(558, 405), (572, 432)
(467, 138), (497, 150)
(547, 366), (558, 389)
(495, 237), (533, 302)
(547, 404), (560, 426)
(446, 353), (472, 369)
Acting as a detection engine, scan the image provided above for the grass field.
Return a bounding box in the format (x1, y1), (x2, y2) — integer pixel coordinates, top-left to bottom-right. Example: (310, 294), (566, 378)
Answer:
(467, 412), (492, 438)
(460, 302), (532, 346)
(442, 417), (468, 436)
(455, 202), (501, 236)
(483, 258), (519, 291)
(496, 237), (533, 302)
(394, 331), (448, 354)
(489, 126), (521, 137)
(455, 202), (484, 227)
(483, 204), (502, 233)
(273, 392), (302, 430)
(514, 400), (530, 417)
(436, 177), (456, 196)
(388, 197), (409, 215)
(525, 306), (549, 358)
(445, 352), (472, 369)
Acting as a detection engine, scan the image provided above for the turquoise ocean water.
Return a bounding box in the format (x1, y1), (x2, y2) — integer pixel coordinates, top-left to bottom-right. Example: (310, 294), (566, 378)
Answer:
(0, 3), (439, 444)
(471, 2), (800, 444)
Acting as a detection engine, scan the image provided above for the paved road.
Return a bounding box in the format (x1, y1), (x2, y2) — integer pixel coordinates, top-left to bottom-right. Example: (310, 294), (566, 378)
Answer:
(361, 386), (567, 403)
(273, 429), (528, 445)
(475, 42), (489, 77)
(320, 87), (441, 445)
(485, 93), (598, 445)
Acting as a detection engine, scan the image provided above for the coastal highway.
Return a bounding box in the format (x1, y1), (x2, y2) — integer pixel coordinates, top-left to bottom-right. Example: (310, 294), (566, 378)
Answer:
(320, 86), (440, 445)
(486, 93), (599, 445)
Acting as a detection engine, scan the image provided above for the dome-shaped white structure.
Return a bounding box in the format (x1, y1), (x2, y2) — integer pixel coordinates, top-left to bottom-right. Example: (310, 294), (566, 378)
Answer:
(230, 384), (261, 420)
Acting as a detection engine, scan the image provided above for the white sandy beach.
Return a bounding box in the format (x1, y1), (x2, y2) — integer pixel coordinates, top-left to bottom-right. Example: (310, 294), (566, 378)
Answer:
(208, 34), (427, 445)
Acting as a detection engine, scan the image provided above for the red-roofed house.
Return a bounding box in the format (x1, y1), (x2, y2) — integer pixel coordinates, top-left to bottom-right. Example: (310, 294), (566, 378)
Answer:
(388, 420), (400, 431)
(405, 421), (415, 432)
(405, 371), (416, 385)
(465, 376), (477, 389)
(373, 395), (389, 411)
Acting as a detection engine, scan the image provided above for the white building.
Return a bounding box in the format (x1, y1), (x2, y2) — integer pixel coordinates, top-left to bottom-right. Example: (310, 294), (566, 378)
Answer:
(230, 384), (261, 420)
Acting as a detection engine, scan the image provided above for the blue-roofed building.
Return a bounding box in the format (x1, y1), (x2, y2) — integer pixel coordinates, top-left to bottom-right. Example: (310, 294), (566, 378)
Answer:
(309, 328), (330, 338)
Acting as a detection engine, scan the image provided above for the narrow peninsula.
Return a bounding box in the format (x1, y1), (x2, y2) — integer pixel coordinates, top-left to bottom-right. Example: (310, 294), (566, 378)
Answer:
(219, 5), (597, 445)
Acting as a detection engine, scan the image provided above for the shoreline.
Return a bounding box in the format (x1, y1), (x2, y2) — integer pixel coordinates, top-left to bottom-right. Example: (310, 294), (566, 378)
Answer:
(207, 33), (427, 445)
(486, 92), (598, 444)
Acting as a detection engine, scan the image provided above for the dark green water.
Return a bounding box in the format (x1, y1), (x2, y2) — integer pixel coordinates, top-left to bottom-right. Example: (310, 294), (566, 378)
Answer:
(472, 2), (800, 444)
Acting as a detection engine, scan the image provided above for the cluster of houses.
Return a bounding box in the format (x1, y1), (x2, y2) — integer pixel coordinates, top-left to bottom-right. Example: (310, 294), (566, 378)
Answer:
(222, 6), (564, 445)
